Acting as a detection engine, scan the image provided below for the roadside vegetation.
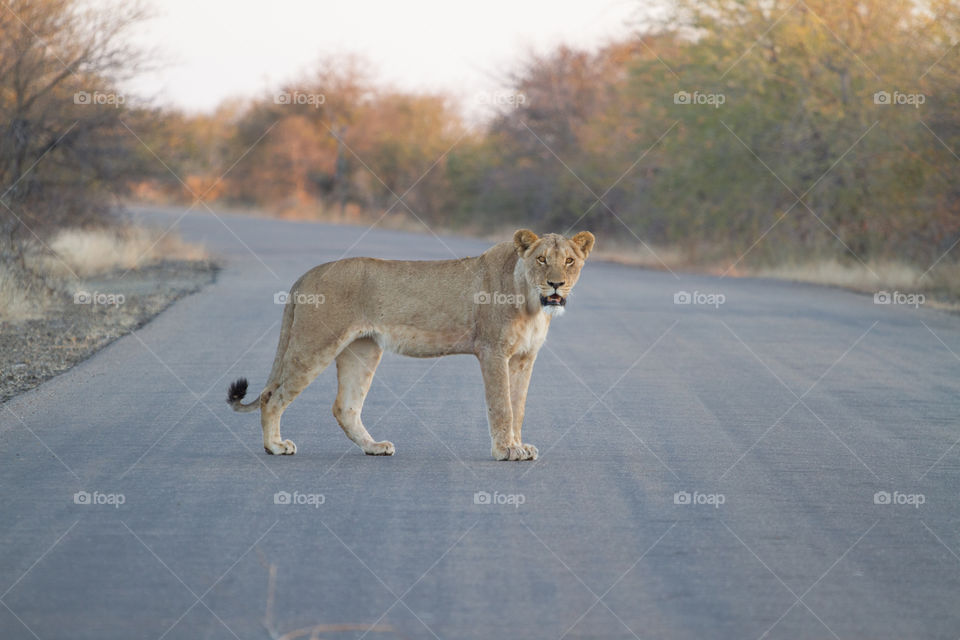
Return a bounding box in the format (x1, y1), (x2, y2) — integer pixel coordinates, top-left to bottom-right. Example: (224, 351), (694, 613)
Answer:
(131, 0), (960, 299)
(0, 0), (209, 318)
(3, 0), (960, 330)
(0, 1), (212, 401)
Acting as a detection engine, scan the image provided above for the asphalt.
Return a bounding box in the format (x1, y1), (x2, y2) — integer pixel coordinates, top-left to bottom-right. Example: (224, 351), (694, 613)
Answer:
(2, 206), (960, 639)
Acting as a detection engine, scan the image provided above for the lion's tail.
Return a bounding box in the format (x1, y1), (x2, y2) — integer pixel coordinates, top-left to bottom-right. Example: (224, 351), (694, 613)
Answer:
(226, 378), (260, 413)
(227, 276), (301, 415)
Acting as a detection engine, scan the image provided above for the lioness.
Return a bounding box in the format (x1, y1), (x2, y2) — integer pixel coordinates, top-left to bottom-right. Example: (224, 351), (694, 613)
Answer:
(227, 229), (594, 461)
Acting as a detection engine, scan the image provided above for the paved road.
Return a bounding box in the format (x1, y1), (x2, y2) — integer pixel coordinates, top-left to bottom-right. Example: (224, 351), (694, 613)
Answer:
(2, 206), (960, 639)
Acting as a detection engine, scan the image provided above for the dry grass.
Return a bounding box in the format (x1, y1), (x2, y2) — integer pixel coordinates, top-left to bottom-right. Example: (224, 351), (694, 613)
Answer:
(756, 259), (919, 291)
(755, 259), (960, 307)
(592, 244), (690, 272)
(43, 226), (207, 277)
(566, 237), (960, 306)
(0, 263), (52, 321)
(0, 226), (207, 322)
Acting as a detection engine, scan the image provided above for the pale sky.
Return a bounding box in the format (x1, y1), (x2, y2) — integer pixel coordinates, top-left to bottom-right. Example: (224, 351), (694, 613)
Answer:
(118, 0), (647, 118)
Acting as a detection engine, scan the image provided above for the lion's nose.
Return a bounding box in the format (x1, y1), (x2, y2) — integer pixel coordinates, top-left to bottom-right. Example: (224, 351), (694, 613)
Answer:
(547, 281), (564, 290)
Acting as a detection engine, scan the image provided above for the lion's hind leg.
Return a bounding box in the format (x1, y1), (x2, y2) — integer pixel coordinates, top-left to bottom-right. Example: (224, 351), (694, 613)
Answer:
(261, 324), (350, 455)
(260, 392), (298, 455)
(333, 337), (394, 456)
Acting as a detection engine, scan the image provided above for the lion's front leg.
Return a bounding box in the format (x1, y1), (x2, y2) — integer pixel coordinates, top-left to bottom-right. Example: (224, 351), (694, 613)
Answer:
(480, 353), (536, 461)
(508, 352), (539, 460)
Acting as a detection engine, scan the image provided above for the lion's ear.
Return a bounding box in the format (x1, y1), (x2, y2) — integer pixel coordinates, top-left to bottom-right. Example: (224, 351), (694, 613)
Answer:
(571, 231), (595, 258)
(514, 229), (539, 255)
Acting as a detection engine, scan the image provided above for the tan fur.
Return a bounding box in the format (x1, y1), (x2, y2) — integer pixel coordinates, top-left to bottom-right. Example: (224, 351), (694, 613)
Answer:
(228, 229), (595, 460)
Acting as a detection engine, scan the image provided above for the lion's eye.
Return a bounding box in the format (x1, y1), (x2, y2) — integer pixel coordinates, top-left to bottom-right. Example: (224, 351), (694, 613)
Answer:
(565, 257), (574, 265)
(537, 256), (546, 264)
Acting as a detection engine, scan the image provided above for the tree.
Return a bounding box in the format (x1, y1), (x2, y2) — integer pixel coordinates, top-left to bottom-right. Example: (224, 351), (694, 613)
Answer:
(0, 0), (146, 247)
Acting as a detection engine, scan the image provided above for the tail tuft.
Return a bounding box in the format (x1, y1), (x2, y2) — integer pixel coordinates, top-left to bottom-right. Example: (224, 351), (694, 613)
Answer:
(227, 377), (260, 413)
(227, 378), (249, 403)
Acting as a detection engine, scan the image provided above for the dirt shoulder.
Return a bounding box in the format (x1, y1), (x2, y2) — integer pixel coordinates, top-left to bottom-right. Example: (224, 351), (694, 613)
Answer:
(1, 259), (218, 404)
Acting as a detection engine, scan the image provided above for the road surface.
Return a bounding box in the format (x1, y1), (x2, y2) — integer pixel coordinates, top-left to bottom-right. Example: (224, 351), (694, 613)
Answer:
(2, 206), (959, 639)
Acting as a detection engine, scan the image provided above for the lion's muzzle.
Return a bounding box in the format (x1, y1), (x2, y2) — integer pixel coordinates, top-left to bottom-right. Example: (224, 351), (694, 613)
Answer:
(540, 293), (566, 307)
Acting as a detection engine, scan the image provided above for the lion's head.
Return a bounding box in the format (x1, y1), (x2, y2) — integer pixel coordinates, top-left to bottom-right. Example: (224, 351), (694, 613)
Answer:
(514, 229), (595, 317)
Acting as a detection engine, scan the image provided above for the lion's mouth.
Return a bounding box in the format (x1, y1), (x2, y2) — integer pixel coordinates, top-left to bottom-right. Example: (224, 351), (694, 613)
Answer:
(541, 293), (566, 307)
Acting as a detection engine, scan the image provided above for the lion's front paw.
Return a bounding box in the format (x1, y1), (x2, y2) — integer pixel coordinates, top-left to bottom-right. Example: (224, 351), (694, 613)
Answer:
(264, 439), (297, 455)
(515, 443), (538, 460)
(363, 440), (395, 456)
(492, 442), (538, 461)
